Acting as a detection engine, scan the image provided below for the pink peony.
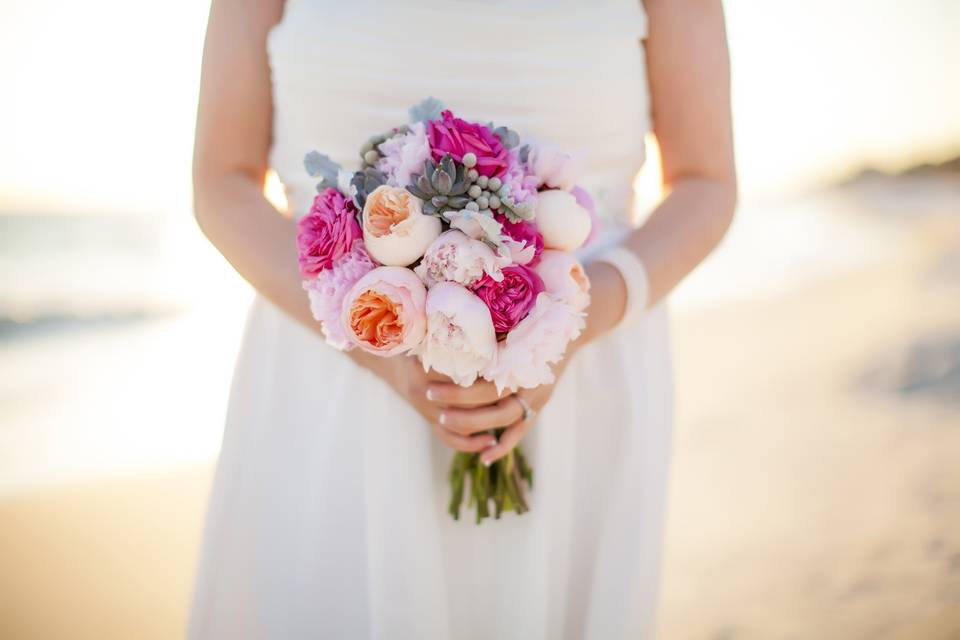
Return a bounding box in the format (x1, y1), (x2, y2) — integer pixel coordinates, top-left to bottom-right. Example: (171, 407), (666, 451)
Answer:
(341, 266), (427, 356)
(482, 293), (586, 394)
(420, 282), (498, 387)
(304, 242), (376, 350)
(471, 265), (544, 333)
(427, 110), (509, 178)
(297, 188), (363, 276)
(445, 210), (533, 264)
(526, 143), (584, 191)
(414, 230), (508, 288)
(495, 214), (544, 266)
(377, 122), (432, 188)
(534, 250), (591, 312)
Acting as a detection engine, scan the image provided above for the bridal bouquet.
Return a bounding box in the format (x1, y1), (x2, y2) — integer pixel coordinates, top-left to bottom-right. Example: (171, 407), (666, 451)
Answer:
(296, 98), (594, 523)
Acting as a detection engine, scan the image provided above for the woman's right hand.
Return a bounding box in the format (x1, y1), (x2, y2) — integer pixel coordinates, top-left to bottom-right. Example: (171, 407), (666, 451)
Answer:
(378, 355), (502, 454)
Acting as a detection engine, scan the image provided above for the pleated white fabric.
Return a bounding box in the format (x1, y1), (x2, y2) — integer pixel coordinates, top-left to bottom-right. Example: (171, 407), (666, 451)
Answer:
(189, 1), (674, 638)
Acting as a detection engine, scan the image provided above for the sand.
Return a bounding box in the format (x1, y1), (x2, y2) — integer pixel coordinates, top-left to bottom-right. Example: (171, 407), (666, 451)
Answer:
(2, 184), (958, 639)
(0, 468), (212, 640)
(658, 237), (960, 638)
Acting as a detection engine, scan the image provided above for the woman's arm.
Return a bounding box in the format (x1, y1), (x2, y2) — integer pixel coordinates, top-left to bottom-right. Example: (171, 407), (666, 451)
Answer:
(194, 0), (399, 379)
(192, 0), (303, 325)
(580, 0), (738, 342)
(467, 0), (737, 464)
(194, 0), (496, 447)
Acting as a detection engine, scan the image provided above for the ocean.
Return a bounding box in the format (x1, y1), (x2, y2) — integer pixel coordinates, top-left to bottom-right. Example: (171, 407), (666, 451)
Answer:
(0, 184), (923, 496)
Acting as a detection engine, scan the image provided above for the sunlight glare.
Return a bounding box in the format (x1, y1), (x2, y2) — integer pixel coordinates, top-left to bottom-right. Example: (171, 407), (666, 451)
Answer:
(263, 169), (289, 215)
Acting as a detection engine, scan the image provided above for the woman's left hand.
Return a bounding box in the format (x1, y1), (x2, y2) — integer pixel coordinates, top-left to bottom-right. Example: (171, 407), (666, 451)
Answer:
(424, 377), (557, 466)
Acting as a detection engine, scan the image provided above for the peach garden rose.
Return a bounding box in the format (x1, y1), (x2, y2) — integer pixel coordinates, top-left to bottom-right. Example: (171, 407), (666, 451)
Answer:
(340, 266), (427, 356)
(362, 185), (441, 266)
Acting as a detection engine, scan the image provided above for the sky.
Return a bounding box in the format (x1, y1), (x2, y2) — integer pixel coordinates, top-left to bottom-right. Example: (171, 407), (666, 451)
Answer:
(1, 0), (958, 216)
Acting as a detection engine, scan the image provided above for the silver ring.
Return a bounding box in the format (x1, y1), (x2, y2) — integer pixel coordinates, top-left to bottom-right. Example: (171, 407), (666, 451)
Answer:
(514, 395), (536, 423)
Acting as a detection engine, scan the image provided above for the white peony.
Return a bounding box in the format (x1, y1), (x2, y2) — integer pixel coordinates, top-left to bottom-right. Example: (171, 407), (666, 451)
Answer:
(534, 189), (592, 251)
(420, 282), (498, 387)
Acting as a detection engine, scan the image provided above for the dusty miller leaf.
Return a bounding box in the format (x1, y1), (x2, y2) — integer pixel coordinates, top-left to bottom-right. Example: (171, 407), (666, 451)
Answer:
(409, 97), (445, 123)
(303, 151), (341, 184)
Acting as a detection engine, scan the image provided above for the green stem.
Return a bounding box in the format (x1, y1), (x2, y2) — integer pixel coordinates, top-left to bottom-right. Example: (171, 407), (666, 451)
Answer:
(446, 436), (533, 523)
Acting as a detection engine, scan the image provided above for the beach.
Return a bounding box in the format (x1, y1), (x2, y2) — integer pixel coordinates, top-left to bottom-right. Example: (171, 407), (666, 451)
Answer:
(1, 171), (959, 638)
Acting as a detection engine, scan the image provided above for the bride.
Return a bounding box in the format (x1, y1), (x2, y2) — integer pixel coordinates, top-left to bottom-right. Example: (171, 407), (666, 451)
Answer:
(188, 0), (735, 638)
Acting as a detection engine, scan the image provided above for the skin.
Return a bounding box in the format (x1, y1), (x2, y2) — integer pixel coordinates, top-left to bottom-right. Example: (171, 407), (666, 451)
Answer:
(194, 0), (736, 466)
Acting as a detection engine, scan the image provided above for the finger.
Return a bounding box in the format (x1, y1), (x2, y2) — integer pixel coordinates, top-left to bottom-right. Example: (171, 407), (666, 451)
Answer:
(479, 418), (532, 466)
(430, 423), (498, 453)
(424, 367), (453, 383)
(426, 380), (503, 408)
(438, 397), (525, 436)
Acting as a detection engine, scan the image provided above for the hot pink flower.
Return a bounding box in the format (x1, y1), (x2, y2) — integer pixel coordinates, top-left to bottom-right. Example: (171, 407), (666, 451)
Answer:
(427, 110), (509, 178)
(471, 265), (544, 333)
(297, 188), (363, 276)
(495, 214), (544, 266)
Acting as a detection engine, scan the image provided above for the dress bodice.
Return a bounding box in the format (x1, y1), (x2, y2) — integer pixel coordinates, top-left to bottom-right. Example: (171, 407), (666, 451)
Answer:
(267, 0), (650, 229)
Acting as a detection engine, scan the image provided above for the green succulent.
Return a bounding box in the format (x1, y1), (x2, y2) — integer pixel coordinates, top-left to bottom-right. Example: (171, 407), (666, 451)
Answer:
(350, 167), (387, 210)
(407, 154), (472, 216)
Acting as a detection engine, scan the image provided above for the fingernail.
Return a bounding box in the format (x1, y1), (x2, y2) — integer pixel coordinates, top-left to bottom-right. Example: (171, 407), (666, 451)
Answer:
(438, 413), (447, 425)
(425, 388), (435, 401)
(481, 456), (492, 467)
(486, 439), (498, 448)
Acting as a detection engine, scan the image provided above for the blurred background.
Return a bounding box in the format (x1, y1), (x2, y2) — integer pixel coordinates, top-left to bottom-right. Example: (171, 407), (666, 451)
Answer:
(1, 0), (959, 638)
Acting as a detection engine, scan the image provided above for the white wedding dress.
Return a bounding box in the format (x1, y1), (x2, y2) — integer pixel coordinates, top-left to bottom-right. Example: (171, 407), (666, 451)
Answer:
(189, 1), (673, 638)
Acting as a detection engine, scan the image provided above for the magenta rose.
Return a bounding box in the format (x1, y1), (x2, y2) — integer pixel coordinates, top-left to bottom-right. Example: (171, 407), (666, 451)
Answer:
(471, 265), (545, 333)
(427, 110), (509, 178)
(495, 214), (544, 266)
(297, 188), (363, 276)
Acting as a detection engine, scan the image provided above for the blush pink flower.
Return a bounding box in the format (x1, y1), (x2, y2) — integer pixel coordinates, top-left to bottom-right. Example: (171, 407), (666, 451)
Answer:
(420, 282), (497, 387)
(414, 230), (508, 288)
(304, 242), (376, 350)
(377, 122), (432, 188)
(482, 293), (586, 394)
(495, 214), (544, 266)
(526, 143), (584, 191)
(499, 147), (540, 207)
(341, 266), (427, 356)
(471, 265), (544, 333)
(427, 110), (509, 178)
(296, 188), (363, 276)
(534, 250), (591, 312)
